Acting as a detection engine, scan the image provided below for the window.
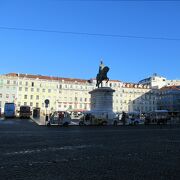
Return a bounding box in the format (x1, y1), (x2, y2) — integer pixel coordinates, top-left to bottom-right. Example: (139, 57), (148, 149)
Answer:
(0, 94), (2, 98)
(19, 81), (22, 85)
(36, 95), (39, 100)
(37, 88), (39, 92)
(24, 102), (27, 106)
(6, 94), (9, 98)
(24, 95), (27, 99)
(32, 82), (34, 87)
(25, 82), (28, 86)
(36, 103), (39, 108)
(42, 89), (45, 92)
(48, 89), (51, 93)
(25, 87), (28, 92)
(30, 102), (33, 107)
(7, 80), (10, 84)
(31, 88), (34, 92)
(30, 95), (33, 99)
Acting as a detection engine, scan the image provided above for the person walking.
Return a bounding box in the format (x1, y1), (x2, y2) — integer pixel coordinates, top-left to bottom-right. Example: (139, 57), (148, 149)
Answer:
(121, 111), (126, 126)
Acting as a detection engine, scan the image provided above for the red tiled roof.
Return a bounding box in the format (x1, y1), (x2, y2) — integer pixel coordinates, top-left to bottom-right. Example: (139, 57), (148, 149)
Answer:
(160, 85), (180, 91)
(5, 73), (122, 83)
(91, 78), (121, 82)
(123, 83), (150, 89)
(5, 73), (88, 83)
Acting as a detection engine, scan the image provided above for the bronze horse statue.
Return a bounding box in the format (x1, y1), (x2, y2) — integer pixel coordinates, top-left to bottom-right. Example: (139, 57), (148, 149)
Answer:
(96, 66), (109, 88)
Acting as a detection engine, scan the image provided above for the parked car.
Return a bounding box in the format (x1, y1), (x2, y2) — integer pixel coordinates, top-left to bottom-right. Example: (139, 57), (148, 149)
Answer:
(126, 112), (144, 125)
(126, 118), (144, 125)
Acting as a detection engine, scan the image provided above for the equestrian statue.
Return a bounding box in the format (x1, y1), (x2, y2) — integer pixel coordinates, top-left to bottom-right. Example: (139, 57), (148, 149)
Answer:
(96, 60), (110, 88)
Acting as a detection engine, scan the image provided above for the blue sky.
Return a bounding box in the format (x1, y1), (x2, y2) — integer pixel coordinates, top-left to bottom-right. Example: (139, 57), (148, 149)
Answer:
(0, 0), (180, 82)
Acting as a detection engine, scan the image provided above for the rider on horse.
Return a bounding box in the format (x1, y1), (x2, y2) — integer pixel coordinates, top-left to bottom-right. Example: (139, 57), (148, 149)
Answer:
(96, 60), (109, 88)
(99, 61), (105, 74)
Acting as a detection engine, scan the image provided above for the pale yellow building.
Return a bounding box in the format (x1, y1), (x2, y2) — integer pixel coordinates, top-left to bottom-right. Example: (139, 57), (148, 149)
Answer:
(0, 73), (158, 115)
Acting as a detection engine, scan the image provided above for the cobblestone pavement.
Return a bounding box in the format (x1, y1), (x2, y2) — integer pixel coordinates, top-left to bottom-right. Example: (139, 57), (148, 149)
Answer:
(31, 116), (46, 125)
(0, 118), (180, 180)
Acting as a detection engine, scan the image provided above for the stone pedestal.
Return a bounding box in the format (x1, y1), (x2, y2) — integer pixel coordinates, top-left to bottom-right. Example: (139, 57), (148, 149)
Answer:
(89, 87), (115, 120)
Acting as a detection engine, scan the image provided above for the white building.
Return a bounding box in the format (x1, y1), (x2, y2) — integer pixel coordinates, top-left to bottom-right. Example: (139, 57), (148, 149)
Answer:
(139, 73), (180, 89)
(118, 83), (157, 113)
(138, 73), (167, 89)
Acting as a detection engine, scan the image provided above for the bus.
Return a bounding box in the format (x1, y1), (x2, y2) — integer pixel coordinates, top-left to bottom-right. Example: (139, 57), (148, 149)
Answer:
(19, 105), (32, 119)
(147, 110), (170, 125)
(4, 103), (16, 118)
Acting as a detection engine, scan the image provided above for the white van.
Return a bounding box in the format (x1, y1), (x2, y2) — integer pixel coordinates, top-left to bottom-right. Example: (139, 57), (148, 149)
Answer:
(79, 111), (118, 126)
(47, 111), (71, 126)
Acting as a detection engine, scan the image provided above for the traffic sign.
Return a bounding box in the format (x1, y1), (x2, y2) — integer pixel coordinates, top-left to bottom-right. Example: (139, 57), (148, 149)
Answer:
(45, 99), (50, 105)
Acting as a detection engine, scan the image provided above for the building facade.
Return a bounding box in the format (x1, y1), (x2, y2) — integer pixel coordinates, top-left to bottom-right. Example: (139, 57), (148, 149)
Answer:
(0, 74), (18, 111)
(0, 73), (158, 114)
(157, 86), (180, 112)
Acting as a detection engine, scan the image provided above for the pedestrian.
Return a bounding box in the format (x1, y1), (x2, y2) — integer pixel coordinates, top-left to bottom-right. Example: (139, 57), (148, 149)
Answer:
(121, 111), (126, 125)
(58, 112), (63, 125)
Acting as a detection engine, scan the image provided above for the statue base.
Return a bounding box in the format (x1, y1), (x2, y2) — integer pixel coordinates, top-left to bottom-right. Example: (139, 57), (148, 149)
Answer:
(89, 87), (115, 120)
